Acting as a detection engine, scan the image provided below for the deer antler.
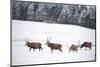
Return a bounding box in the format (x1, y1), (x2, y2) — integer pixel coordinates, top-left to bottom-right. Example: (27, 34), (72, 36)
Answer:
(77, 40), (81, 47)
(47, 36), (49, 40)
(25, 38), (27, 42)
(47, 36), (52, 41)
(48, 36), (52, 41)
(25, 38), (30, 42)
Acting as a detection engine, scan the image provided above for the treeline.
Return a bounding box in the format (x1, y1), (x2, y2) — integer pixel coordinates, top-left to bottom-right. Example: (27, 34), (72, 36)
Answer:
(11, 0), (96, 29)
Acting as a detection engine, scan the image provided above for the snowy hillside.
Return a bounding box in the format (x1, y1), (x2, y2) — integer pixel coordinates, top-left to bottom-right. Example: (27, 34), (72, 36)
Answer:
(12, 20), (96, 66)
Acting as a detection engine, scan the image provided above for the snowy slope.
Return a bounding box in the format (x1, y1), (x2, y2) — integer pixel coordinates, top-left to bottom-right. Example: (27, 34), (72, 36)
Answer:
(12, 20), (96, 66)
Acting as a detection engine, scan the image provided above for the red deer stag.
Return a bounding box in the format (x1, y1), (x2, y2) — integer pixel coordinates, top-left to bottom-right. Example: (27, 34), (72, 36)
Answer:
(45, 36), (63, 53)
(25, 39), (43, 52)
(80, 41), (92, 50)
(69, 44), (79, 52)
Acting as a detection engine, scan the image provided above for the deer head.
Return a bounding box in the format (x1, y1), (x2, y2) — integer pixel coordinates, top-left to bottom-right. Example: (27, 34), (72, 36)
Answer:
(25, 38), (30, 46)
(77, 40), (81, 47)
(45, 36), (52, 45)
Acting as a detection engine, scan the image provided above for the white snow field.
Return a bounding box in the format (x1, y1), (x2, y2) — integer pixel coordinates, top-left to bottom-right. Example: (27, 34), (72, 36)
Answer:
(12, 20), (96, 66)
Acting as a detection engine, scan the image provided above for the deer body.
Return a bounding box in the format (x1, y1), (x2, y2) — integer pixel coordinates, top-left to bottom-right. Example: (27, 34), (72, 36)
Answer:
(25, 41), (43, 51)
(80, 42), (92, 49)
(46, 36), (62, 53)
(69, 44), (79, 52)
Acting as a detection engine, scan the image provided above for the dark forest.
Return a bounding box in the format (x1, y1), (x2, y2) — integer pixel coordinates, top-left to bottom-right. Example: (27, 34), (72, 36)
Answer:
(11, 0), (96, 29)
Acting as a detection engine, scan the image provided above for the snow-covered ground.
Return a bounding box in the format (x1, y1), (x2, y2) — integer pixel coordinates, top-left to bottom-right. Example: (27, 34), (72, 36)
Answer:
(12, 20), (96, 66)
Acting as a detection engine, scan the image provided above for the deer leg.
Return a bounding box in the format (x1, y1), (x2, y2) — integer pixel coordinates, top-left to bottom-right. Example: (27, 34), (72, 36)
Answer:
(89, 46), (92, 50)
(69, 49), (70, 52)
(85, 47), (87, 50)
(89, 47), (91, 50)
(51, 50), (53, 53)
(29, 48), (31, 51)
(42, 47), (43, 50)
(69, 48), (71, 52)
(51, 49), (53, 53)
(33, 48), (35, 52)
(76, 49), (78, 52)
(39, 47), (42, 52)
(59, 49), (63, 53)
(39, 48), (41, 51)
(80, 47), (81, 50)
(41, 47), (43, 51)
(75, 50), (77, 52)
